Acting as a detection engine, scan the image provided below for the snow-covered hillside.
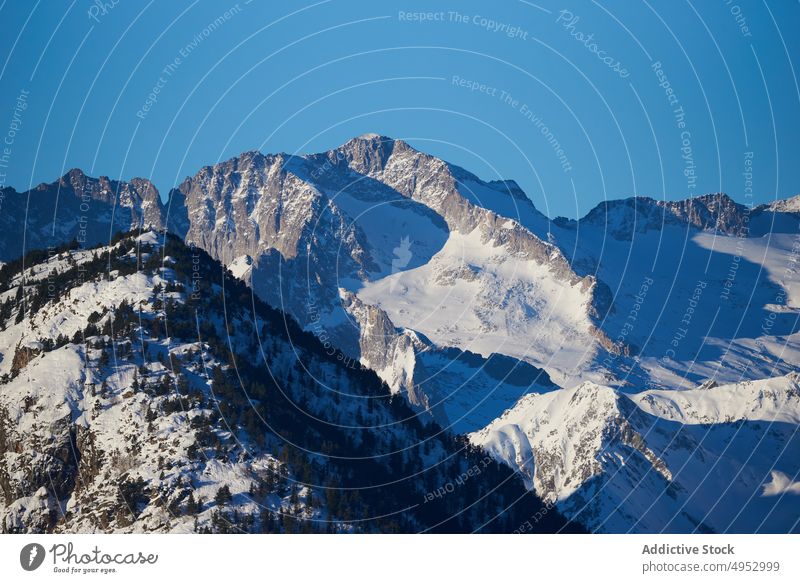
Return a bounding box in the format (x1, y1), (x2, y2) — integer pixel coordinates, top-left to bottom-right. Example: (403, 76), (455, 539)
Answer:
(357, 228), (600, 388)
(549, 207), (800, 390)
(470, 375), (800, 533)
(0, 234), (324, 533)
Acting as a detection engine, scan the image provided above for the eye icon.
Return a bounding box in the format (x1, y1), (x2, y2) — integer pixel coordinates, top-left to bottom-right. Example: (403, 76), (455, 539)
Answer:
(20, 543), (46, 571)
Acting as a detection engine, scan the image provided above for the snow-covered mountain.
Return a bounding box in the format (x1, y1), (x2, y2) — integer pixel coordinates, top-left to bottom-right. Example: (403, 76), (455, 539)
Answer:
(548, 199), (800, 391)
(470, 375), (800, 533)
(162, 136), (800, 395)
(0, 230), (570, 533)
(9, 137), (799, 393)
(2, 134), (799, 533)
(161, 135), (624, 396)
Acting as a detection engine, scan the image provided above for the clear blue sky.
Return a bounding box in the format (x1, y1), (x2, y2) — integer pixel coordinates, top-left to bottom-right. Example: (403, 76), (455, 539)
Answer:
(1, 0), (798, 219)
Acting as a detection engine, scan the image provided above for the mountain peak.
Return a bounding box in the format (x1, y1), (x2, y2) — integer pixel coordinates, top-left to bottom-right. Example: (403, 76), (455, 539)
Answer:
(54, 167), (91, 190)
(760, 193), (800, 213)
(63, 167), (87, 180)
(336, 133), (403, 174)
(341, 133), (422, 153)
(355, 132), (387, 140)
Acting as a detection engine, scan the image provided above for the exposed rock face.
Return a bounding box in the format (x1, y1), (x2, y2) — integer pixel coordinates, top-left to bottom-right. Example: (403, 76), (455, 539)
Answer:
(155, 136), (800, 394)
(168, 152), (370, 265)
(10, 341), (42, 375)
(167, 151), (377, 324)
(571, 193), (751, 239)
(0, 169), (165, 261)
(339, 291), (430, 409)
(3, 137), (623, 396)
(0, 405), (76, 533)
(561, 190), (800, 241)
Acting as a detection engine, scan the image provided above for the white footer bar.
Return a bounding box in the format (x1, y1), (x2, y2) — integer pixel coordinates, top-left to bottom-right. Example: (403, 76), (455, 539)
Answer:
(1, 534), (797, 581)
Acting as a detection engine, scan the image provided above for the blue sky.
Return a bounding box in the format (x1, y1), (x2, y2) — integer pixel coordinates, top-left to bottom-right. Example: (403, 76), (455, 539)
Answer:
(0, 0), (798, 219)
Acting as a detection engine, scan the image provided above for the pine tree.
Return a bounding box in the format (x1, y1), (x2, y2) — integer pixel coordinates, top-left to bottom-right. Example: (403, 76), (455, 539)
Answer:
(214, 485), (232, 506)
(186, 491), (201, 515)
